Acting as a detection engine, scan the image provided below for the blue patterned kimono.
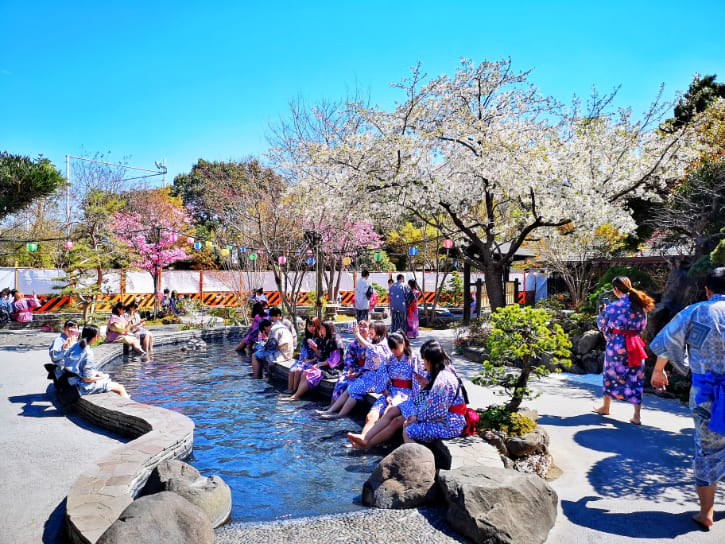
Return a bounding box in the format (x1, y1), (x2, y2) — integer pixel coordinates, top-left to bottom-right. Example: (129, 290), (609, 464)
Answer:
(346, 342), (391, 400)
(596, 294), (648, 404)
(370, 353), (424, 414)
(399, 367), (465, 442)
(650, 293), (725, 486)
(332, 340), (366, 401)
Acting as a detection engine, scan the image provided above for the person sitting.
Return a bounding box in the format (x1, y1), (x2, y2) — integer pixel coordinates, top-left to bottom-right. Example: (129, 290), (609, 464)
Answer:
(64, 324), (130, 398)
(347, 339), (465, 449)
(325, 320), (370, 405)
(0, 288), (14, 323)
(106, 302), (146, 358)
(286, 321), (344, 400)
(251, 308), (296, 378)
(284, 317), (321, 394)
(317, 320), (389, 419)
(127, 302), (154, 358)
(235, 301), (268, 352)
(48, 319), (79, 379)
(12, 291), (40, 322)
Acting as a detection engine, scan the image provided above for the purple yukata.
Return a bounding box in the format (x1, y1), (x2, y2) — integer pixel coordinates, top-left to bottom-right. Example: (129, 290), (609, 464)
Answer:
(370, 353), (423, 414)
(346, 343), (391, 400)
(289, 342), (317, 373)
(399, 367), (465, 442)
(331, 340), (366, 401)
(596, 294), (648, 405)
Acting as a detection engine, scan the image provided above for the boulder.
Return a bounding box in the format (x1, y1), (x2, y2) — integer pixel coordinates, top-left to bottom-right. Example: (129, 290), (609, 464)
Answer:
(145, 460), (232, 527)
(97, 491), (214, 544)
(582, 351), (603, 374)
(576, 330), (602, 355)
(429, 435), (504, 470)
(504, 426), (550, 458)
(363, 443), (437, 509)
(438, 465), (558, 544)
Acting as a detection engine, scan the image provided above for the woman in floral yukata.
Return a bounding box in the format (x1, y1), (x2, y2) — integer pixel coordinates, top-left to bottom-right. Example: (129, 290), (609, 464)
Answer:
(324, 320), (371, 406)
(594, 276), (655, 425)
(284, 317), (321, 395)
(286, 321), (344, 400)
(317, 320), (389, 419)
(347, 339), (465, 448)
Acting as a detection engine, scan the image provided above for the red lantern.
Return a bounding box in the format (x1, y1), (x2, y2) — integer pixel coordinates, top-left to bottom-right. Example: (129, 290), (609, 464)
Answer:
(64, 241), (74, 250)
(278, 255), (287, 265)
(443, 239), (454, 249)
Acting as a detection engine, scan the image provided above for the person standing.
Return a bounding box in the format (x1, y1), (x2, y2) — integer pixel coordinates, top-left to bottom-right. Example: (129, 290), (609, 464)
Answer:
(389, 275), (410, 334)
(354, 270), (372, 322)
(593, 276), (655, 425)
(650, 267), (725, 531)
(406, 279), (421, 339)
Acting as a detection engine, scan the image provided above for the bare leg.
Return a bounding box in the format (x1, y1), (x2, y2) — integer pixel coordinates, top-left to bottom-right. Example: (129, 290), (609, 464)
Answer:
(694, 484), (717, 528)
(291, 379), (310, 400)
(235, 340), (248, 352)
(110, 381), (130, 398)
(593, 396), (611, 415)
(402, 427), (415, 443)
(364, 415), (404, 448)
(630, 403), (642, 425)
(292, 370), (303, 390)
(361, 407), (381, 435)
(349, 407), (401, 446)
(320, 390), (349, 414)
(251, 354), (262, 377)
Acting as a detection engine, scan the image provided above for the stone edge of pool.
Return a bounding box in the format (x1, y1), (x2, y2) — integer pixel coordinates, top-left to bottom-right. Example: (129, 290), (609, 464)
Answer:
(64, 327), (238, 544)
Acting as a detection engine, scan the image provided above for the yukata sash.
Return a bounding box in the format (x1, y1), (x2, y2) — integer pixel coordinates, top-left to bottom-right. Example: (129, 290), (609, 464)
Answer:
(693, 372), (725, 434)
(612, 328), (648, 367)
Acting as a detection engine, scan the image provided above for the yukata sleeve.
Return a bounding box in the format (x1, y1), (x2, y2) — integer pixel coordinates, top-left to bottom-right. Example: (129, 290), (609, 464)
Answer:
(371, 364), (391, 394)
(364, 345), (385, 371)
(80, 351), (97, 380)
(415, 377), (456, 422)
(649, 307), (692, 373)
(343, 344), (357, 370)
(29, 295), (40, 310)
(411, 356), (425, 396)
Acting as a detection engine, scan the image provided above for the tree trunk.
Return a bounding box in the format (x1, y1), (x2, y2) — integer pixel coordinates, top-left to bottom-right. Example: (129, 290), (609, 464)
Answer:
(483, 261), (506, 311)
(505, 358), (531, 412)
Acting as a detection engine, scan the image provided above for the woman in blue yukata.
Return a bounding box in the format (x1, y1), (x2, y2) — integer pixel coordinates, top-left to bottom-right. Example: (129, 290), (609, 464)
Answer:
(284, 317), (321, 394)
(326, 320), (370, 404)
(63, 324), (130, 398)
(287, 321), (344, 400)
(347, 339), (465, 448)
(353, 331), (425, 439)
(317, 320), (389, 419)
(594, 276), (655, 425)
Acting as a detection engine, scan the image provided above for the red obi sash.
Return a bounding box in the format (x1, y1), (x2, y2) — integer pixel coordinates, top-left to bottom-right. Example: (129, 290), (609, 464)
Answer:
(448, 404), (467, 415)
(611, 328), (648, 368)
(357, 357), (365, 367)
(391, 379), (413, 389)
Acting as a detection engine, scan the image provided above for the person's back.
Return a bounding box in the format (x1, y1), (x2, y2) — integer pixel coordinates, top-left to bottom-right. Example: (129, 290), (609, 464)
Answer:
(270, 321), (294, 362)
(389, 281), (408, 313)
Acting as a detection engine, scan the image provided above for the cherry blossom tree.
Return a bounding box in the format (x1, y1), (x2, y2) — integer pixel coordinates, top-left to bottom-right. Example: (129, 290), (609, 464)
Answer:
(281, 59), (697, 309)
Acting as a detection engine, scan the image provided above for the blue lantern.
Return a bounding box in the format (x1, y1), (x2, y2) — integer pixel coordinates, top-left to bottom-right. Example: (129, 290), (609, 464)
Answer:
(240, 246), (247, 253)
(306, 256), (315, 266)
(408, 246), (420, 257)
(194, 241), (202, 250)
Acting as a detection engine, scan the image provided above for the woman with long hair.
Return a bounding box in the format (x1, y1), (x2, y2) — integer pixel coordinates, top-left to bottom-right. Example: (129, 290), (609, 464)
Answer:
(318, 320), (390, 419)
(235, 301), (268, 352)
(284, 317), (321, 394)
(106, 302), (145, 357)
(347, 339), (465, 448)
(287, 321), (344, 400)
(406, 279), (421, 339)
(63, 324), (130, 398)
(594, 275), (655, 425)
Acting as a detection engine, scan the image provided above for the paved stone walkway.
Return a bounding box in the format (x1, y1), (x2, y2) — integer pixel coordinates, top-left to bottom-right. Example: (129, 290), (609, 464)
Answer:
(2, 325), (724, 543)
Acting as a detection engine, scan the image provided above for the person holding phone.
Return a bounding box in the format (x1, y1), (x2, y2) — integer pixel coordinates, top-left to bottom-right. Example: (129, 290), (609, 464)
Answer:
(127, 301), (154, 359)
(49, 319), (80, 378)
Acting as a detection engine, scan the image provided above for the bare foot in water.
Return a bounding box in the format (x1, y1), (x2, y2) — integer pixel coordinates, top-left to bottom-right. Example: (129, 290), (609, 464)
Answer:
(592, 406), (610, 415)
(347, 433), (367, 449)
(692, 514), (713, 531)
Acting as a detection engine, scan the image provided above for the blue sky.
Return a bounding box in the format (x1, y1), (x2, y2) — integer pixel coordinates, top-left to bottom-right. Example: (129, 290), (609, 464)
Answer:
(2, 1), (724, 184)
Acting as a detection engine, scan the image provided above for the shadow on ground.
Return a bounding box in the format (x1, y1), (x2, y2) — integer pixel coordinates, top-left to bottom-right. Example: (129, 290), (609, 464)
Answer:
(561, 496), (718, 538)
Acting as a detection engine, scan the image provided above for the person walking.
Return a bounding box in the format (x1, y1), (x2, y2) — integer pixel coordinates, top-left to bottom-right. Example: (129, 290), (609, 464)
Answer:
(354, 270), (372, 322)
(650, 267), (725, 531)
(593, 276), (654, 425)
(388, 274), (409, 334)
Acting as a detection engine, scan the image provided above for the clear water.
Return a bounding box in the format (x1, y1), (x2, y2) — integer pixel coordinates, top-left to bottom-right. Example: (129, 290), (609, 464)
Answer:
(103, 339), (386, 522)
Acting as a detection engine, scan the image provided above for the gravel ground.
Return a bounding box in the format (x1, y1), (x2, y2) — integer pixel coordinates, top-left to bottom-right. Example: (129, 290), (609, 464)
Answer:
(214, 506), (470, 544)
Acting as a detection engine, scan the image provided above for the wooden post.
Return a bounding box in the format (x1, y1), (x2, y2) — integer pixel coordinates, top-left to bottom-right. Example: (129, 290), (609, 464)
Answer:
(475, 278), (483, 317)
(463, 261), (471, 325)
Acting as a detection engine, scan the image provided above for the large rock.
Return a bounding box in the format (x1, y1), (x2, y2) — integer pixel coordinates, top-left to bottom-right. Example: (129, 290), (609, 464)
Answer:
(505, 426), (550, 458)
(145, 460), (232, 527)
(97, 491), (214, 544)
(582, 351), (604, 374)
(429, 435), (504, 470)
(576, 330), (602, 355)
(363, 443), (437, 509)
(439, 465), (558, 544)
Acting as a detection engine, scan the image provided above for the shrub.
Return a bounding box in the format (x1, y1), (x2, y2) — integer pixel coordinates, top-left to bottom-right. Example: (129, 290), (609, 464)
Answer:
(477, 405), (537, 437)
(473, 304), (571, 412)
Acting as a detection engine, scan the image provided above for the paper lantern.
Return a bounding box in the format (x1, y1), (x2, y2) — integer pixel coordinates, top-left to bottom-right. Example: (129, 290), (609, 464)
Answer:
(64, 241), (74, 250)
(205, 240), (213, 248)
(169, 233), (178, 243)
(342, 256), (351, 266)
(26, 242), (38, 252)
(408, 246), (419, 257)
(187, 237), (195, 244)
(373, 251), (383, 262)
(249, 252), (258, 261)
(194, 241), (202, 250)
(221, 248), (230, 257)
(306, 256), (315, 266)
(240, 246), (247, 253)
(278, 255), (287, 265)
(226, 245), (233, 250)
(443, 239), (454, 249)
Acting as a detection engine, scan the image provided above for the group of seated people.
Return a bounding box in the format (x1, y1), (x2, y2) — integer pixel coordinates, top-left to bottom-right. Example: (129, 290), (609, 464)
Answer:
(107, 301), (154, 359)
(1, 288), (40, 323)
(48, 319), (130, 399)
(242, 311), (467, 449)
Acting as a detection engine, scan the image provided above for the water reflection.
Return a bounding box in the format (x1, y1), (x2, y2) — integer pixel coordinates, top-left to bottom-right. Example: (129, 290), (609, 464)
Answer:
(104, 340), (383, 522)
